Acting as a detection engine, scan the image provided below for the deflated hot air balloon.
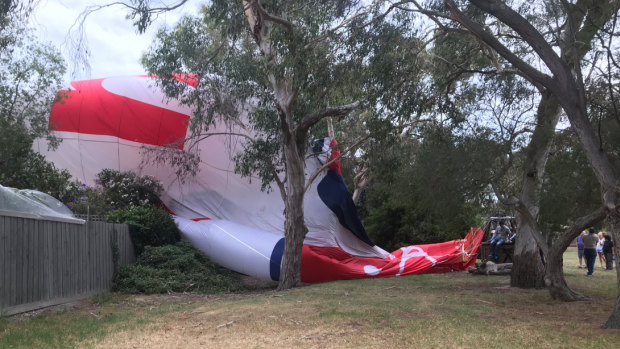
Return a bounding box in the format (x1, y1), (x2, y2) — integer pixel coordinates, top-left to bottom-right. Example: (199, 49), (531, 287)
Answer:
(35, 75), (483, 282)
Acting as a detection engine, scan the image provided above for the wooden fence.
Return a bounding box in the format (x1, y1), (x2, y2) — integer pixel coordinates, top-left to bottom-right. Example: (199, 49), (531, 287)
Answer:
(0, 214), (135, 315)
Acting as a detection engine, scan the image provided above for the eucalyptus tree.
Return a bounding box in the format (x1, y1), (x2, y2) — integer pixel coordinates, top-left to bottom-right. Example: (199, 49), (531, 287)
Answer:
(394, 1), (619, 310)
(397, 0), (555, 289)
(0, 0), (38, 36)
(436, 0), (620, 328)
(131, 0), (433, 290)
(0, 5), (73, 198)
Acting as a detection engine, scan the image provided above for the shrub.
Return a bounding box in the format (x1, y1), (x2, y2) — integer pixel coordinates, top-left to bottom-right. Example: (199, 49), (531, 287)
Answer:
(0, 151), (78, 202)
(65, 170), (164, 216)
(107, 206), (180, 256)
(65, 183), (110, 215)
(113, 241), (247, 294)
(97, 169), (163, 209)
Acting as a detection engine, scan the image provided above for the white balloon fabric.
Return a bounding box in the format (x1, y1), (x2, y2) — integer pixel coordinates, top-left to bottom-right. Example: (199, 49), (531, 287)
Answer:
(36, 75), (483, 282)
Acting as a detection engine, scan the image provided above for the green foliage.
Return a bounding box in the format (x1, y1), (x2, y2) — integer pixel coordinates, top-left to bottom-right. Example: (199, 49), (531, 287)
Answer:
(64, 183), (109, 216)
(113, 241), (247, 294)
(107, 206), (180, 256)
(96, 169), (163, 209)
(539, 130), (600, 234)
(65, 169), (163, 216)
(0, 151), (77, 201)
(140, 1), (431, 189)
(362, 127), (494, 250)
(0, 21), (69, 197)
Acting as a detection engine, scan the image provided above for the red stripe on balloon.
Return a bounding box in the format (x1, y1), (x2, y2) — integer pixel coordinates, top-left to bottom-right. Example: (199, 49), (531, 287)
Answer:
(49, 78), (189, 149)
(136, 73), (199, 88)
(327, 138), (342, 175)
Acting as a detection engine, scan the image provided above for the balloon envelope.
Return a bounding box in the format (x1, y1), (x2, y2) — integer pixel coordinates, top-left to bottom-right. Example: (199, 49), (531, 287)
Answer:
(36, 75), (483, 282)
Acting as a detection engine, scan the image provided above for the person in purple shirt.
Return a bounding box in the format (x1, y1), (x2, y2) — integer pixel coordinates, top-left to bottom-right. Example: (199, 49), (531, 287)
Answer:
(577, 231), (585, 268)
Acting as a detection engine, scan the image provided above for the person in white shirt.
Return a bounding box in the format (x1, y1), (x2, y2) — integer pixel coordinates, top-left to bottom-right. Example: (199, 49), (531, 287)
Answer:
(596, 232), (606, 269)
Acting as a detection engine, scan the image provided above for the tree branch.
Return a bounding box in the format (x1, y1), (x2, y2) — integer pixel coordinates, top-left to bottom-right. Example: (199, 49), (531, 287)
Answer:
(467, 0), (568, 80)
(491, 185), (549, 256)
(407, 0), (451, 29)
(554, 206), (608, 252)
(304, 134), (371, 194)
(294, 101), (361, 139)
(303, 5), (375, 50)
(252, 0), (293, 33)
(444, 0), (555, 90)
(66, 0), (190, 77)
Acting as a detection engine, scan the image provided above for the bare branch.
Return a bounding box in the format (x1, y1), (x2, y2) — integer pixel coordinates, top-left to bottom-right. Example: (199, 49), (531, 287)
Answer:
(444, 0), (555, 90)
(295, 101), (361, 139)
(468, 0), (567, 77)
(253, 0), (293, 32)
(193, 130), (286, 202)
(555, 206), (607, 250)
(407, 0), (451, 29)
(66, 0), (190, 77)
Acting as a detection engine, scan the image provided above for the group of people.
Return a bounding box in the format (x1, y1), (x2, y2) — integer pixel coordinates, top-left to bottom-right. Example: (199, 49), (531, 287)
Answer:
(486, 221), (615, 274)
(577, 228), (615, 276)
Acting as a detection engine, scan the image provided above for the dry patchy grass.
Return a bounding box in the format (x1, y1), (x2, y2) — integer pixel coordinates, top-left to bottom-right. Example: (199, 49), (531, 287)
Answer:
(2, 248), (619, 349)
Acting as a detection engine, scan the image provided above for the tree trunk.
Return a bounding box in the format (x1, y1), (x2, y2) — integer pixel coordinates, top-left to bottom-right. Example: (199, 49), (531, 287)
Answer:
(277, 134), (309, 290)
(558, 92), (620, 327)
(545, 238), (585, 301)
(352, 164), (368, 206)
(511, 229), (545, 288)
(511, 91), (560, 289)
(603, 209), (620, 328)
(446, 0), (620, 328)
(545, 207), (607, 301)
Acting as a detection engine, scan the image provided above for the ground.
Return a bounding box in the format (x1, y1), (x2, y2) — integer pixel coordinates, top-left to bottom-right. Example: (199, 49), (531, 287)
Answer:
(1, 248), (619, 348)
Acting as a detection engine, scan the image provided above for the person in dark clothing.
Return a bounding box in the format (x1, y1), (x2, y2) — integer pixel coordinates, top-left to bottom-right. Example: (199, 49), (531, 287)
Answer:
(583, 228), (599, 276)
(603, 235), (614, 270)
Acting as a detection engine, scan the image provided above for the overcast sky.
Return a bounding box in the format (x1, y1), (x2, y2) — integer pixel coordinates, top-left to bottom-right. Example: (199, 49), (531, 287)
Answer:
(31, 0), (203, 83)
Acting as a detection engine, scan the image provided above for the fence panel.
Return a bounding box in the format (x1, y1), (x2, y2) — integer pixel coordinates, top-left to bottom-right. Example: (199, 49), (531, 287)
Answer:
(0, 214), (134, 316)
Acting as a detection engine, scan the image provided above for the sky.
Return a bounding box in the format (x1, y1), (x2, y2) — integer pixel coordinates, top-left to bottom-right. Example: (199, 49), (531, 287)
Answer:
(31, 0), (203, 83)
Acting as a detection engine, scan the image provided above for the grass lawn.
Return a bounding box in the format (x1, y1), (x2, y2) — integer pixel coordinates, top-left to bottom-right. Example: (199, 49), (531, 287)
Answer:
(1, 248), (619, 348)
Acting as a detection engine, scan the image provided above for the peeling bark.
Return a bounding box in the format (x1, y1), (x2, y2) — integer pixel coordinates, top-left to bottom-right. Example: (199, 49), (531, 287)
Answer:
(351, 164), (368, 206)
(511, 92), (561, 289)
(511, 233), (545, 288)
(277, 139), (308, 290)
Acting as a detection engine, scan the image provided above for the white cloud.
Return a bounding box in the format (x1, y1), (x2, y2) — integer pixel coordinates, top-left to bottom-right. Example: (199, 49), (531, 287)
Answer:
(31, 0), (202, 83)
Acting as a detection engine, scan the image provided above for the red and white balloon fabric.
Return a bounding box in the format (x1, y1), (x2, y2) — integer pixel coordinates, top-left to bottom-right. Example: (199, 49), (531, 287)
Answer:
(36, 75), (483, 282)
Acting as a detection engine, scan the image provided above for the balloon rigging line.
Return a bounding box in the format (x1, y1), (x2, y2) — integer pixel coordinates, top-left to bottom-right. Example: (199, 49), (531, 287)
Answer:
(211, 222), (272, 261)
